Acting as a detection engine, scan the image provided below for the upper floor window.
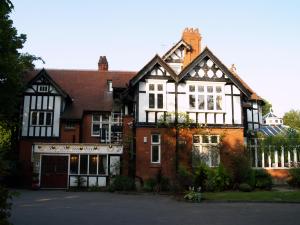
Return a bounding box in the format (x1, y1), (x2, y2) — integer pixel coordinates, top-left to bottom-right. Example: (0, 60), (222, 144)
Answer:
(64, 121), (76, 129)
(188, 84), (224, 111)
(31, 111), (52, 126)
(192, 135), (220, 167)
(148, 83), (164, 109)
(151, 134), (161, 163)
(107, 80), (113, 92)
(38, 85), (48, 93)
(92, 114), (110, 141)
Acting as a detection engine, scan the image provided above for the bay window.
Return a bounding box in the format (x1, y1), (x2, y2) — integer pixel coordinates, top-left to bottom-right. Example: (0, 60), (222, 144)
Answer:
(188, 84), (224, 111)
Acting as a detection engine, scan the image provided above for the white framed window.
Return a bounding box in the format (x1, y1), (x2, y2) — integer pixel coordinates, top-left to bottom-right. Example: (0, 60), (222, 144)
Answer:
(151, 134), (161, 163)
(107, 80), (113, 92)
(30, 111), (52, 126)
(92, 114), (110, 142)
(192, 135), (220, 167)
(188, 83), (224, 112)
(38, 85), (49, 93)
(148, 82), (165, 110)
(92, 113), (123, 143)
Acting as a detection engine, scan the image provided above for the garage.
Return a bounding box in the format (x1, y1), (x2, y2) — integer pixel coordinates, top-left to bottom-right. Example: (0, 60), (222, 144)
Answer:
(40, 155), (68, 188)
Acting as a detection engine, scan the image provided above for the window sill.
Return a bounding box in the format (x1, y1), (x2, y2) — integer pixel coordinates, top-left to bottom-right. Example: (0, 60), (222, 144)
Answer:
(150, 163), (161, 168)
(186, 110), (225, 113)
(145, 109), (167, 112)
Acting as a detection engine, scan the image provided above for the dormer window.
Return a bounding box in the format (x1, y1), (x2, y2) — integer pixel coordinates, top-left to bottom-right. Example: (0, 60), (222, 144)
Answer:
(107, 80), (113, 92)
(38, 85), (48, 93)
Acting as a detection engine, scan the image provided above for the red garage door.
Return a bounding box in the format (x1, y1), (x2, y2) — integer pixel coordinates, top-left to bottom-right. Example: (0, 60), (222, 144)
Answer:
(40, 156), (68, 188)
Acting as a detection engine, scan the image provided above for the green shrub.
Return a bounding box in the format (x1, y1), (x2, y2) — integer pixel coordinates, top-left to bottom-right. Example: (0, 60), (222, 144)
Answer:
(239, 183), (253, 192)
(287, 168), (300, 188)
(143, 178), (157, 192)
(228, 152), (252, 188)
(110, 176), (135, 191)
(193, 162), (209, 190)
(254, 169), (272, 190)
(0, 186), (16, 225)
(155, 170), (170, 191)
(204, 165), (231, 192)
(177, 165), (194, 190)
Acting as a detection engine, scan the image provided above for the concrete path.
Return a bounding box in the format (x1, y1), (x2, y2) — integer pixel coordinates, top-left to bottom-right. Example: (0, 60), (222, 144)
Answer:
(10, 190), (300, 225)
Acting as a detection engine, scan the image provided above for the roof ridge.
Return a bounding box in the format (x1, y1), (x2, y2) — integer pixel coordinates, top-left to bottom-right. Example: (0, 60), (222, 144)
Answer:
(35, 68), (137, 73)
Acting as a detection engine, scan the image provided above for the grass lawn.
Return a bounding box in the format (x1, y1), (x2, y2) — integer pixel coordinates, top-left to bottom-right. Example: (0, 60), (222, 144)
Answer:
(202, 191), (300, 202)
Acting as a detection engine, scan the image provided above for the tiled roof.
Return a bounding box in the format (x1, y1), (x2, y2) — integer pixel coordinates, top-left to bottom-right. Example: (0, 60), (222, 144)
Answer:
(229, 68), (263, 101)
(23, 69), (136, 119)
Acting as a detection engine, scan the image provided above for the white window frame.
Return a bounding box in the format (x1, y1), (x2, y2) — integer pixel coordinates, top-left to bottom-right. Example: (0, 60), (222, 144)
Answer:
(91, 114), (110, 142)
(151, 134), (161, 164)
(193, 135), (220, 167)
(107, 80), (113, 92)
(187, 82), (225, 113)
(30, 111), (53, 126)
(147, 80), (167, 111)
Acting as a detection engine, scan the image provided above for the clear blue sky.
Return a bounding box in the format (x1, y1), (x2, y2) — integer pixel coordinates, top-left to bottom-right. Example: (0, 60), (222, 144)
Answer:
(11, 0), (300, 116)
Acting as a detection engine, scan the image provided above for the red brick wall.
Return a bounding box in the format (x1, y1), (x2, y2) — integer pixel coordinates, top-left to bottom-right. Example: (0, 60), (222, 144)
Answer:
(81, 114), (100, 143)
(135, 127), (245, 182)
(60, 122), (80, 143)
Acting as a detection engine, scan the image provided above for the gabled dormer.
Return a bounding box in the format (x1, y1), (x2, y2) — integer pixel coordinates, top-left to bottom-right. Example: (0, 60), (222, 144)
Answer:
(129, 55), (177, 123)
(162, 28), (201, 74)
(21, 69), (70, 138)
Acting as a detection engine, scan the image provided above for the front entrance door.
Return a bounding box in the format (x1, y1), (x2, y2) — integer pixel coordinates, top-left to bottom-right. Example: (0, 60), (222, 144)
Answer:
(40, 156), (68, 188)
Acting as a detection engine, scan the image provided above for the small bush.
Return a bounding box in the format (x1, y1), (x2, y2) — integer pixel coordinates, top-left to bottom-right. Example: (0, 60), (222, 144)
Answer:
(204, 165), (231, 192)
(177, 165), (194, 190)
(254, 169), (272, 190)
(193, 162), (209, 190)
(110, 176), (135, 191)
(143, 178), (157, 192)
(287, 168), (300, 188)
(184, 187), (201, 202)
(239, 183), (253, 192)
(228, 152), (252, 187)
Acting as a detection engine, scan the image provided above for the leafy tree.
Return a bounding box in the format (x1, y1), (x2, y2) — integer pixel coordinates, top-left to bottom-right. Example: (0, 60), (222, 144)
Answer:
(262, 99), (272, 116)
(0, 1), (41, 223)
(0, 0), (41, 126)
(283, 110), (300, 131)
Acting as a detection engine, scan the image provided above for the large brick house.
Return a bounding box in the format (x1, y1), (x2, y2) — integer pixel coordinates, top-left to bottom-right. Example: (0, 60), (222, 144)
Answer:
(19, 28), (265, 188)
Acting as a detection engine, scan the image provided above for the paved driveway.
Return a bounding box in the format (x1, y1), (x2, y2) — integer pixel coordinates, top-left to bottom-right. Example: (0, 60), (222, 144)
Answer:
(10, 190), (300, 225)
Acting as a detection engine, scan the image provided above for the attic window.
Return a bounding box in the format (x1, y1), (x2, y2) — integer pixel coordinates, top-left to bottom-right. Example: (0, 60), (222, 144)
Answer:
(38, 85), (48, 93)
(107, 80), (113, 92)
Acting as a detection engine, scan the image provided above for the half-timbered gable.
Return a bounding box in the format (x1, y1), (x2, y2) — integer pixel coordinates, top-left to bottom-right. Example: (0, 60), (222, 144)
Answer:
(178, 47), (263, 130)
(21, 69), (69, 138)
(162, 40), (191, 74)
(130, 55), (177, 124)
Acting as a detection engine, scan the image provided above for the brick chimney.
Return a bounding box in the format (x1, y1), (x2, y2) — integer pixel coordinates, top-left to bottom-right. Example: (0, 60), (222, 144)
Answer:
(98, 56), (108, 71)
(182, 28), (201, 67)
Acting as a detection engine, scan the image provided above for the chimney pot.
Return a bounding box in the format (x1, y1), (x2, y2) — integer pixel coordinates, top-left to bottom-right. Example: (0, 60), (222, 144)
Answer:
(98, 56), (108, 71)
